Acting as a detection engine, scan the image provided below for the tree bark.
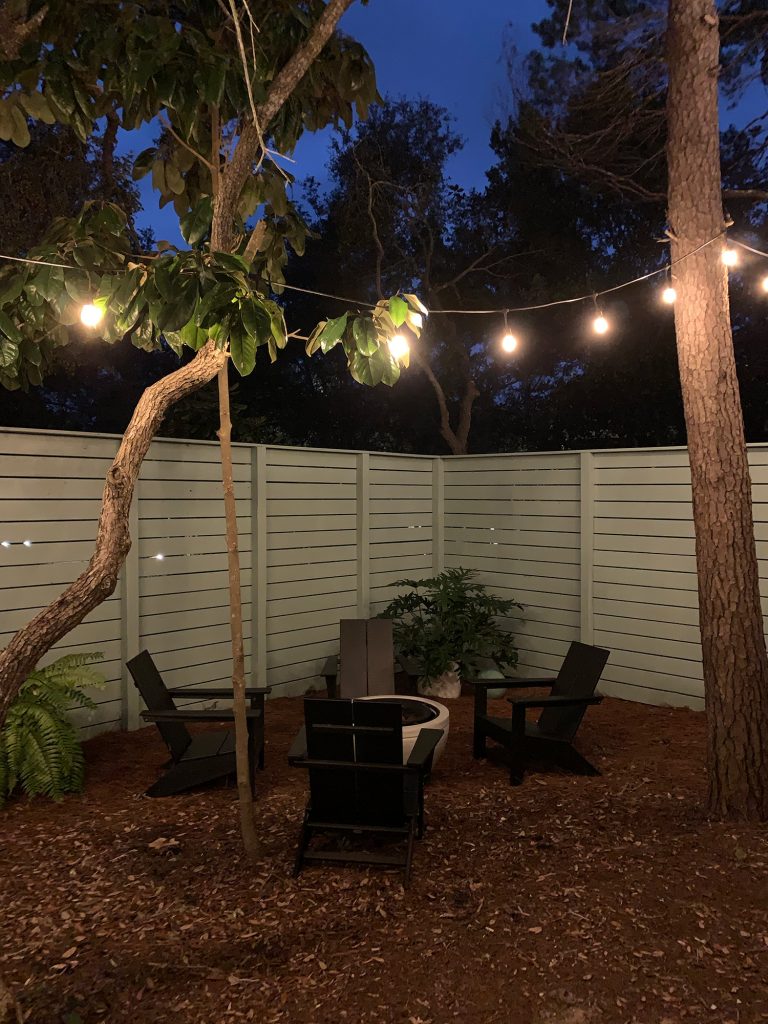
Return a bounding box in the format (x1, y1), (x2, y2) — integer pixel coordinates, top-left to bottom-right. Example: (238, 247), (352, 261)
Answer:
(0, 0), (358, 730)
(666, 0), (768, 820)
(217, 364), (259, 860)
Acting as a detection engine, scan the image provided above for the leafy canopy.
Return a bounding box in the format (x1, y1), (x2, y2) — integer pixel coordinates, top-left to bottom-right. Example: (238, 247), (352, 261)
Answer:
(0, 1), (418, 391)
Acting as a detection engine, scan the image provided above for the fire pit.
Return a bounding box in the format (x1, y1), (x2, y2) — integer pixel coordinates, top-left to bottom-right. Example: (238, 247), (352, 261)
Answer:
(359, 695), (450, 766)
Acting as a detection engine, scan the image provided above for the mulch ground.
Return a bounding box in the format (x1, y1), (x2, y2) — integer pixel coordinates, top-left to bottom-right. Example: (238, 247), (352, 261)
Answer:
(1, 694), (767, 1024)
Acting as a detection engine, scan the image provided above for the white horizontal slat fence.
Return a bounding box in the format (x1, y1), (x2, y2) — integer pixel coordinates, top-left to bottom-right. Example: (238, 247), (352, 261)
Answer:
(4, 425), (768, 734)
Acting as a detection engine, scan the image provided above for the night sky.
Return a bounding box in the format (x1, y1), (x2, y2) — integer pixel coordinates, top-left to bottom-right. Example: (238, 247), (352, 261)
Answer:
(122, 0), (549, 244)
(121, 0), (764, 245)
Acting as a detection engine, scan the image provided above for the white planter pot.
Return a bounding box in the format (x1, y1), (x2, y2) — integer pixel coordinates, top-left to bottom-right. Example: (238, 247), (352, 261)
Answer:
(418, 663), (461, 699)
(475, 667), (507, 700)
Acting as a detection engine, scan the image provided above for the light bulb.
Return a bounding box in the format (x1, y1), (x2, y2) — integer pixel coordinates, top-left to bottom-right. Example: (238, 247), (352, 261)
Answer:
(661, 286), (677, 305)
(80, 303), (104, 328)
(154, 553), (165, 561)
(592, 314), (609, 335)
(389, 334), (409, 359)
(1, 541), (10, 548)
(501, 333), (518, 353)
(761, 274), (768, 293)
(721, 248), (738, 268)
(22, 540), (32, 547)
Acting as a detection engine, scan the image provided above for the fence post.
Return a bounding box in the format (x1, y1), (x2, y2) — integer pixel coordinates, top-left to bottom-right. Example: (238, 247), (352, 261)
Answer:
(357, 451), (370, 617)
(579, 451), (595, 644)
(120, 480), (141, 731)
(433, 457), (445, 574)
(251, 445), (268, 688)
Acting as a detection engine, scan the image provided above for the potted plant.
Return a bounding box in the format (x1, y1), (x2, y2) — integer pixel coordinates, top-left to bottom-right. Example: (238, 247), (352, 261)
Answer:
(380, 568), (522, 699)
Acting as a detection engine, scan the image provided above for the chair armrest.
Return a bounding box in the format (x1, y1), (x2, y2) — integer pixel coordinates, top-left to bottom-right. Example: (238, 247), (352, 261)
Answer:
(141, 708), (262, 723)
(288, 726), (307, 765)
(167, 686), (271, 700)
(406, 728), (443, 769)
(507, 694), (603, 710)
(466, 676), (557, 688)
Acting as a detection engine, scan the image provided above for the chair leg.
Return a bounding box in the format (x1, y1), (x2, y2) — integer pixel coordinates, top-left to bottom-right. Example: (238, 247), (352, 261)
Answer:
(557, 744), (600, 777)
(403, 819), (416, 888)
(473, 721), (487, 759)
(293, 811), (311, 877)
(509, 754), (525, 786)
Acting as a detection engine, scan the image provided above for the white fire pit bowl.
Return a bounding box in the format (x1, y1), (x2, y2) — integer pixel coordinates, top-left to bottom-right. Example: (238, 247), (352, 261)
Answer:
(359, 695), (450, 767)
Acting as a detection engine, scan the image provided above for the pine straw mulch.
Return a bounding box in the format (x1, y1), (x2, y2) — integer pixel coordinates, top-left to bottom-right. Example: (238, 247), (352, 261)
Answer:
(0, 694), (767, 1024)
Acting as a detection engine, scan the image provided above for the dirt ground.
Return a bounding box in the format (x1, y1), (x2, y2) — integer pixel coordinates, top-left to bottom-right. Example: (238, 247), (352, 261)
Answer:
(0, 693), (766, 1024)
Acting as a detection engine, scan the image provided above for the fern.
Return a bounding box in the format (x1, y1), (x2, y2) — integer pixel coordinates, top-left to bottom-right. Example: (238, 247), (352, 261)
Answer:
(0, 652), (105, 807)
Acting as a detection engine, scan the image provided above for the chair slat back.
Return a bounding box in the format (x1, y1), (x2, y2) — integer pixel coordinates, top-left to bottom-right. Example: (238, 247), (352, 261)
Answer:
(338, 618), (396, 698)
(366, 618), (395, 695)
(538, 642), (609, 740)
(127, 650), (191, 760)
(304, 698), (405, 827)
(338, 619), (368, 698)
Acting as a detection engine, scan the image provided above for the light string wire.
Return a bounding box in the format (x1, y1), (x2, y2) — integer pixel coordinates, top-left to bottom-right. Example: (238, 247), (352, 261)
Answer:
(0, 228), (766, 320)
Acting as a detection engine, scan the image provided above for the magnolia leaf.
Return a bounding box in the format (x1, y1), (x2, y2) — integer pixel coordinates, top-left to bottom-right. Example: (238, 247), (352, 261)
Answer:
(318, 313), (348, 352)
(132, 147), (156, 181)
(388, 295), (408, 328)
(0, 336), (19, 367)
(9, 105), (30, 148)
(0, 312), (22, 345)
(164, 161), (185, 196)
(352, 316), (378, 356)
(240, 299), (271, 341)
(229, 322), (257, 375)
(180, 196), (213, 246)
(305, 320), (326, 356)
(19, 91), (55, 124)
(155, 276), (198, 332)
(350, 347), (389, 387)
(403, 292), (428, 317)
(63, 271), (92, 304)
(0, 277), (24, 307)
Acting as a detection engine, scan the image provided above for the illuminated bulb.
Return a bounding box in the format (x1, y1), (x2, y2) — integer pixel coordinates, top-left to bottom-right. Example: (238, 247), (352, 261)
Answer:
(389, 334), (410, 359)
(1, 541), (10, 548)
(80, 303), (104, 328)
(761, 274), (768, 293)
(501, 333), (518, 353)
(22, 540), (32, 547)
(721, 248), (738, 268)
(592, 314), (609, 335)
(154, 553), (165, 561)
(661, 286), (677, 305)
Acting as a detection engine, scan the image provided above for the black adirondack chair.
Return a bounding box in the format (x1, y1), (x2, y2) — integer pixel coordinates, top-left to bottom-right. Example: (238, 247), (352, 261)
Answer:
(127, 650), (270, 798)
(321, 618), (419, 698)
(288, 697), (443, 885)
(469, 641), (610, 785)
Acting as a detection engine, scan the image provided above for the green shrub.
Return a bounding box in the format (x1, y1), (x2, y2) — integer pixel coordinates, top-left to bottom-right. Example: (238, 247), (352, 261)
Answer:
(0, 653), (105, 807)
(379, 567), (523, 680)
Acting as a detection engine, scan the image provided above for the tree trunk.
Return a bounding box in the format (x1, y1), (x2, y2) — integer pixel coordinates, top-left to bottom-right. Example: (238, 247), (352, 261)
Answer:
(411, 348), (478, 455)
(0, 341), (226, 725)
(216, 365), (259, 860)
(666, 0), (768, 819)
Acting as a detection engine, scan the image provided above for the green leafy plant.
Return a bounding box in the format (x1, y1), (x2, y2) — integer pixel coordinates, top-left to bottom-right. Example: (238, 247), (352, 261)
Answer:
(379, 568), (523, 681)
(0, 653), (104, 806)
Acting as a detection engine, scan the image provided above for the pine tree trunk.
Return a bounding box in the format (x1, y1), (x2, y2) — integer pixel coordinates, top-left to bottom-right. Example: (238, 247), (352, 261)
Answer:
(666, 0), (768, 820)
(216, 365), (260, 860)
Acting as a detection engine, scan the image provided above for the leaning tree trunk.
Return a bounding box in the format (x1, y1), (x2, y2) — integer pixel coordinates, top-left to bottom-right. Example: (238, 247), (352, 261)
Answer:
(0, 341), (226, 724)
(666, 0), (768, 820)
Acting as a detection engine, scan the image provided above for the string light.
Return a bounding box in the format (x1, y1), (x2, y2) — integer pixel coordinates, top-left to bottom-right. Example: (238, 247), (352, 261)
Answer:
(592, 314), (610, 335)
(80, 303), (104, 327)
(388, 334), (409, 359)
(500, 310), (518, 353)
(761, 275), (768, 294)
(661, 285), (677, 304)
(722, 248), (739, 268)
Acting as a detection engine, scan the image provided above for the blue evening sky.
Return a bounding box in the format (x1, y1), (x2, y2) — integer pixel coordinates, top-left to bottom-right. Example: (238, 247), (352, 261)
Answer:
(119, 1), (765, 245)
(120, 0), (549, 244)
